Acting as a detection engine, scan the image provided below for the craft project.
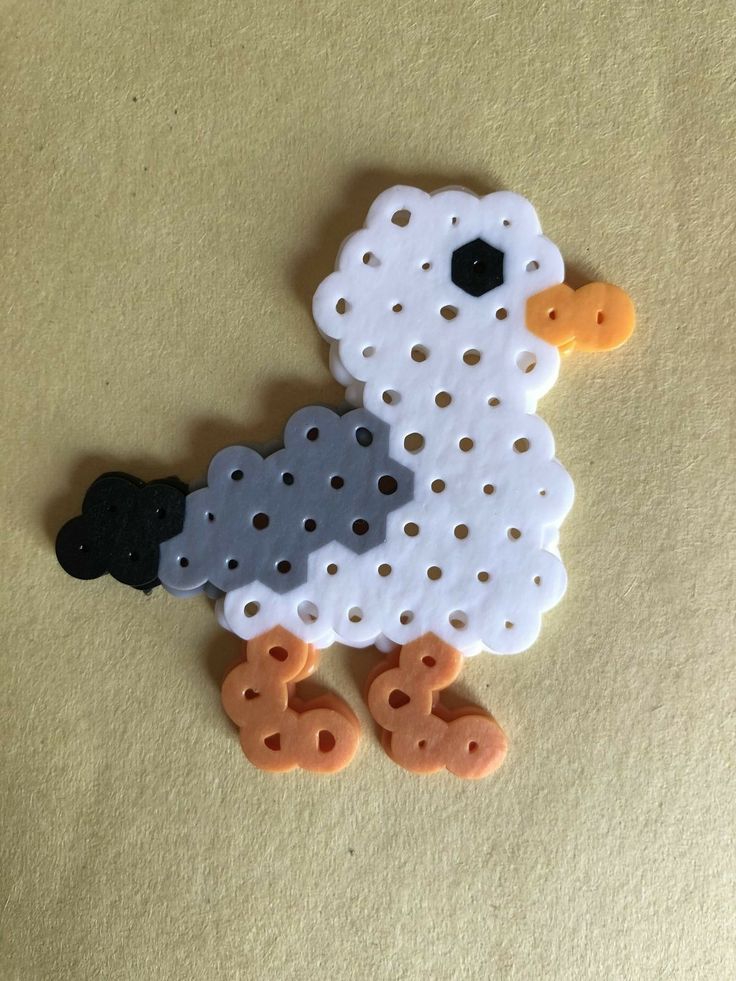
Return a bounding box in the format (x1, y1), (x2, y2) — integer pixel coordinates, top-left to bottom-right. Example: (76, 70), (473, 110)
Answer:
(56, 186), (635, 778)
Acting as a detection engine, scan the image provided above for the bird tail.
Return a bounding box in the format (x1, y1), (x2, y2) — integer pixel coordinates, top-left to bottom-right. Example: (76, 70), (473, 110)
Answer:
(55, 471), (188, 592)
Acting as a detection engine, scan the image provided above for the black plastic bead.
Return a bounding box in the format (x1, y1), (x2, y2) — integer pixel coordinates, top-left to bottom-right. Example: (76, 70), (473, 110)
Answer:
(55, 472), (188, 590)
(451, 238), (505, 297)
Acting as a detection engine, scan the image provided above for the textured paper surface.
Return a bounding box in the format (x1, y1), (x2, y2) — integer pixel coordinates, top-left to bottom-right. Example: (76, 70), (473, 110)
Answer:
(1, 2), (734, 979)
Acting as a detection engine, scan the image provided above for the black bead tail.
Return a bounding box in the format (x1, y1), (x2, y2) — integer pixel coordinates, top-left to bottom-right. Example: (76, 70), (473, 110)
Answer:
(55, 472), (188, 591)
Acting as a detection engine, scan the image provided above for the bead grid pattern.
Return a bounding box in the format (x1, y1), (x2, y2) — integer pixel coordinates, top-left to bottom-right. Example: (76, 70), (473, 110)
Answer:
(220, 187), (574, 656)
(158, 406), (413, 596)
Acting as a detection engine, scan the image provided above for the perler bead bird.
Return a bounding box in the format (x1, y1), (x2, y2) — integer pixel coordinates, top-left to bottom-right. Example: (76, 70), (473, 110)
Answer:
(56, 186), (635, 778)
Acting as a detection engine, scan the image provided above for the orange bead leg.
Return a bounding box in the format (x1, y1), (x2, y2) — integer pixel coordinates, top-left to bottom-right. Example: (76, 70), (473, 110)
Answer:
(366, 634), (508, 779)
(221, 627), (360, 774)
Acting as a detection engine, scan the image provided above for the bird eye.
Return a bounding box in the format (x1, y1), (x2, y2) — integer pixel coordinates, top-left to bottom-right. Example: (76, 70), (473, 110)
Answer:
(451, 238), (504, 297)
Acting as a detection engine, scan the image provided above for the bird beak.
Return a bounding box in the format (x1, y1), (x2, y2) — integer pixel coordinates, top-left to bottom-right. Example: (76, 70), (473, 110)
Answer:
(525, 282), (635, 355)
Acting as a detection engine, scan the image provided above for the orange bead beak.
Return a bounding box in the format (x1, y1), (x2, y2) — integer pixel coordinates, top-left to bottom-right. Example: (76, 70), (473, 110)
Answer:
(526, 282), (635, 354)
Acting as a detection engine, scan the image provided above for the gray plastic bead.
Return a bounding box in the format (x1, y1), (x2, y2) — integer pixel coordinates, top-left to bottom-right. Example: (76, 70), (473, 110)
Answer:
(158, 406), (414, 594)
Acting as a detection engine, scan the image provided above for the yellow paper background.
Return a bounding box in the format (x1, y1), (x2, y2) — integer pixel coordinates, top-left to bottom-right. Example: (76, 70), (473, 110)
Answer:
(1, 2), (734, 978)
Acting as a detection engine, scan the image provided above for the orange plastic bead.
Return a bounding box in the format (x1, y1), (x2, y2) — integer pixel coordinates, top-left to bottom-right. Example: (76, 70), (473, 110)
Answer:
(366, 634), (507, 779)
(526, 282), (635, 353)
(221, 626), (359, 774)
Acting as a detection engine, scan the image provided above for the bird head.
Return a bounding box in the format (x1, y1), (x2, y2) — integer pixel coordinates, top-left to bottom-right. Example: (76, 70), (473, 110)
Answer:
(313, 186), (634, 415)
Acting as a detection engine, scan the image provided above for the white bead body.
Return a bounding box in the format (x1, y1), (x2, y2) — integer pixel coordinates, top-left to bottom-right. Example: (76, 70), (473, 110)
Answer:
(220, 187), (574, 655)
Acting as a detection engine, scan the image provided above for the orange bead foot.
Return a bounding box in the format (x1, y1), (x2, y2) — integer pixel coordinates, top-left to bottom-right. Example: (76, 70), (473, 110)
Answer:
(221, 627), (359, 774)
(366, 634), (508, 779)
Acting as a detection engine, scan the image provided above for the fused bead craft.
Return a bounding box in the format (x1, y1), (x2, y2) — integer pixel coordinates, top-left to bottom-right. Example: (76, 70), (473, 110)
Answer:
(222, 187), (576, 655)
(55, 185), (635, 777)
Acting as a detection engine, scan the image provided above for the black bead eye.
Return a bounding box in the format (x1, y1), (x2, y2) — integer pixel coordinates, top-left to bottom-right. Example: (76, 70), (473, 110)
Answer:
(451, 238), (504, 297)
